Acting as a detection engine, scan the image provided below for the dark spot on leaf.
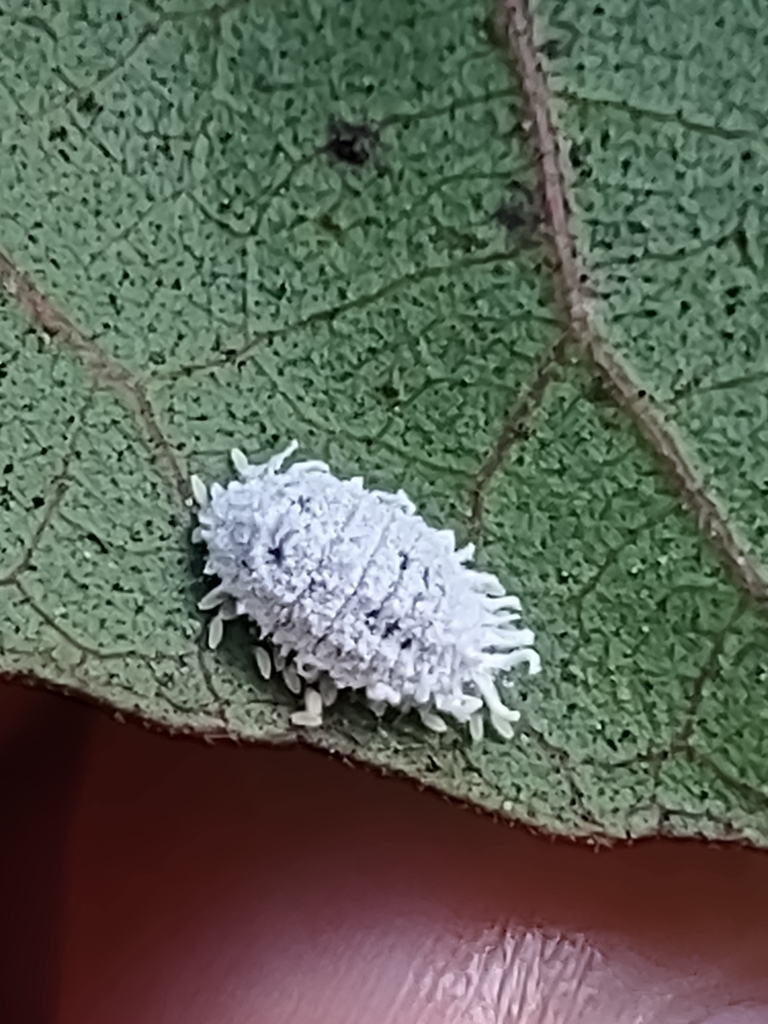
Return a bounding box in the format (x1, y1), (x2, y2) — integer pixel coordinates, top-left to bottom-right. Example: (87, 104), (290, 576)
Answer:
(382, 620), (399, 638)
(586, 377), (612, 405)
(31, 496), (44, 509)
(77, 92), (100, 115)
(325, 119), (380, 166)
(316, 211), (343, 238)
(400, 637), (413, 649)
(494, 202), (538, 234)
(540, 39), (560, 59)
(399, 552), (409, 570)
(570, 142), (585, 169)
(479, 12), (506, 50)
(86, 531), (109, 555)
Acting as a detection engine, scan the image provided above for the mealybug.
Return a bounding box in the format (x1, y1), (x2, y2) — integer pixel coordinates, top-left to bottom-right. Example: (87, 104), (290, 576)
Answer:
(191, 443), (540, 741)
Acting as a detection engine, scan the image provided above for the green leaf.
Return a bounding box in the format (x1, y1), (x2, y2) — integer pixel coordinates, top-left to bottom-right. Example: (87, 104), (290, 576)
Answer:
(2, 0), (768, 843)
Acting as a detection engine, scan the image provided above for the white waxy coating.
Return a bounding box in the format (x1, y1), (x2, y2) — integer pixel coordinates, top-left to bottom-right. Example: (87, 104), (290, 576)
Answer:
(289, 710), (322, 728)
(469, 713), (484, 744)
(193, 443), (541, 739)
(207, 611), (224, 651)
(318, 675), (338, 707)
(305, 688), (323, 718)
(190, 474), (209, 509)
(282, 663), (303, 695)
(419, 709), (448, 733)
(289, 686), (323, 728)
(254, 646), (272, 679)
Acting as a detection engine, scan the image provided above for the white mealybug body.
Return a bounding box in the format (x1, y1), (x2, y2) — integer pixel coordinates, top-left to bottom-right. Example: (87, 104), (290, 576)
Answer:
(191, 443), (541, 741)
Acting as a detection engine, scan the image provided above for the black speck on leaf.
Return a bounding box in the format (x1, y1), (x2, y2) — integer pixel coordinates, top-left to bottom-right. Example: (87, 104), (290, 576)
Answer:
(86, 531), (109, 555)
(325, 119), (380, 166)
(586, 377), (613, 405)
(77, 91), (101, 115)
(494, 202), (539, 234)
(540, 39), (560, 59)
(570, 142), (584, 169)
(480, 12), (506, 50)
(316, 211), (343, 239)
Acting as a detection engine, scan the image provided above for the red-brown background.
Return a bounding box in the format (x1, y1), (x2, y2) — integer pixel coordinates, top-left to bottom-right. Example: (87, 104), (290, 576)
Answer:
(2, 679), (767, 1023)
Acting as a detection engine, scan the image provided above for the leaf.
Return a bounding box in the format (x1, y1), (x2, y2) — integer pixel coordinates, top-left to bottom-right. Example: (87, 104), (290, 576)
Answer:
(2, 0), (768, 843)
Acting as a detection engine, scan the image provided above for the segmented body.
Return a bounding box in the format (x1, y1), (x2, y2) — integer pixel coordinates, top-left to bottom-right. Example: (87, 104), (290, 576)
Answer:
(191, 443), (540, 740)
